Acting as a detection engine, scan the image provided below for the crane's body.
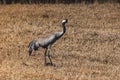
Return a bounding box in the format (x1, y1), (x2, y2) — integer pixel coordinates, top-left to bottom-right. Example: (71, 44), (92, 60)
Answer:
(38, 32), (63, 48)
(28, 19), (68, 66)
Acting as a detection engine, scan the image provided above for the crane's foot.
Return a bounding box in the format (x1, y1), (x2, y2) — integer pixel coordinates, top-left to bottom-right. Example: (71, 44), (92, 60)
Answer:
(50, 63), (53, 66)
(44, 63), (55, 66)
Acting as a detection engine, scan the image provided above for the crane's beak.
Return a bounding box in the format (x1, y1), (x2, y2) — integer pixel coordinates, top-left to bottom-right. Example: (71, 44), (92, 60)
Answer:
(65, 19), (68, 23)
(28, 47), (32, 56)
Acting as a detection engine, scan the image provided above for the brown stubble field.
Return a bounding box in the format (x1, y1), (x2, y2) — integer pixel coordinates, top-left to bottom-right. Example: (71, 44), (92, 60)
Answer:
(0, 3), (120, 80)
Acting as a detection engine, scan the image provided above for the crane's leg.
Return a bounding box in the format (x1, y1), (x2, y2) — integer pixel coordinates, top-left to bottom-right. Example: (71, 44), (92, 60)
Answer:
(44, 48), (47, 66)
(47, 45), (53, 65)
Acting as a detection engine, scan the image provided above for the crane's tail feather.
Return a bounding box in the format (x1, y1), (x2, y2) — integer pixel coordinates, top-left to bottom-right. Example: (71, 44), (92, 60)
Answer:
(28, 40), (40, 56)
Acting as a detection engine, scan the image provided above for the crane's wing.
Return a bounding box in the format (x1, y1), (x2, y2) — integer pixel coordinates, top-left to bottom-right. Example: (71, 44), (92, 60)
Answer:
(37, 32), (62, 47)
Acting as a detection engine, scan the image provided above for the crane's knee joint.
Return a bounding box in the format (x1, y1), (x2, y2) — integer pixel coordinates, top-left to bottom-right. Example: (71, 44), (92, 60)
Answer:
(48, 53), (51, 58)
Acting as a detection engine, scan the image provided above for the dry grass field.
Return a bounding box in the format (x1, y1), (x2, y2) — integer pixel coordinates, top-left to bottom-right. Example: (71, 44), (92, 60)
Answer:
(0, 3), (120, 80)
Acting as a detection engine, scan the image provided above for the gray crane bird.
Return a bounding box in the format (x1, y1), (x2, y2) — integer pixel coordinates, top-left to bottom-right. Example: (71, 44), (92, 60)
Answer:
(28, 19), (68, 66)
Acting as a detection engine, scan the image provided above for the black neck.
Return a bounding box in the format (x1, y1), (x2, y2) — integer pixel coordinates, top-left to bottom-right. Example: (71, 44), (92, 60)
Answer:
(62, 23), (66, 34)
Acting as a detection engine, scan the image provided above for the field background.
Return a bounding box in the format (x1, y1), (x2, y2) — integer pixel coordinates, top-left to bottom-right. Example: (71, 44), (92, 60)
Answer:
(0, 3), (120, 80)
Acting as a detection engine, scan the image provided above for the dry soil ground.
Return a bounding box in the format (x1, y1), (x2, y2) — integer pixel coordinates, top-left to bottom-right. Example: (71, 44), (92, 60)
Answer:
(0, 3), (120, 80)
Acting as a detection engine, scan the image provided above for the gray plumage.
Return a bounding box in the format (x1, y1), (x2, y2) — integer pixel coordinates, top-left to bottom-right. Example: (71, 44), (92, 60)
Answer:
(28, 19), (68, 66)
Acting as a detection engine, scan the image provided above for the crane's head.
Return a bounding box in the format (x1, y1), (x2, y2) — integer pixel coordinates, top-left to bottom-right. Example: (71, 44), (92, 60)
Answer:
(28, 40), (40, 56)
(62, 19), (68, 24)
